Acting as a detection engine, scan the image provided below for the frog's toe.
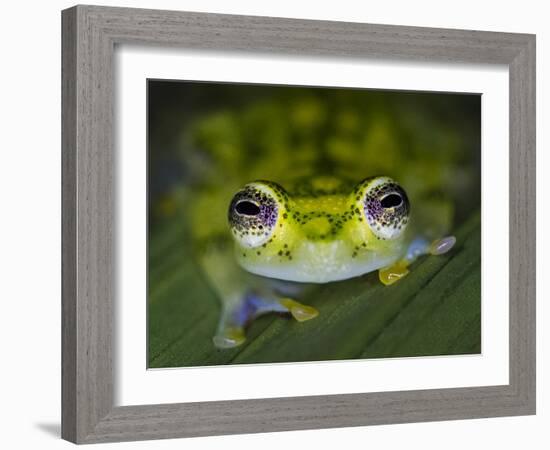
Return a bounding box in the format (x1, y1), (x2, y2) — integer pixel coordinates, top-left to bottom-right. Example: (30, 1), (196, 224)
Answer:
(429, 236), (456, 255)
(279, 298), (319, 322)
(212, 326), (246, 349)
(379, 260), (410, 286)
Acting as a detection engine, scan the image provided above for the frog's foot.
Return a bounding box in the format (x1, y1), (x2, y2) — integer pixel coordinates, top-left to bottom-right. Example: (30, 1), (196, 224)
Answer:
(428, 236), (456, 255)
(212, 326), (246, 349)
(379, 259), (410, 286)
(212, 292), (318, 349)
(406, 236), (456, 261)
(279, 298), (319, 322)
(379, 235), (456, 286)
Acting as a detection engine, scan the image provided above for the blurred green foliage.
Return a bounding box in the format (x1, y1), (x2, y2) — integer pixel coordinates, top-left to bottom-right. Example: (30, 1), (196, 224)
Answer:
(147, 81), (481, 367)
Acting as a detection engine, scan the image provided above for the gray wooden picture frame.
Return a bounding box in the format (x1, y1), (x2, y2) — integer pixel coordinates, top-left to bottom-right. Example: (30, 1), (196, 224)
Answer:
(61, 4), (536, 444)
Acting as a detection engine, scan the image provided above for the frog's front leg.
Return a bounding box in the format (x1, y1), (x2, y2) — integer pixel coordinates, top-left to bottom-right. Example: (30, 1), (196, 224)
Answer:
(378, 235), (456, 286)
(213, 290), (318, 349)
(198, 239), (318, 349)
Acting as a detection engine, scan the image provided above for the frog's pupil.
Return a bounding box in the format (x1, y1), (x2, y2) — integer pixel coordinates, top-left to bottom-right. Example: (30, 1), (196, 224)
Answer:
(380, 193), (402, 208)
(235, 200), (261, 216)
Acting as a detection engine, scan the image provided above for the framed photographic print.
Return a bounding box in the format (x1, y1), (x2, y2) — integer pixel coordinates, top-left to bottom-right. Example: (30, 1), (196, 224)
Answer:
(61, 5), (536, 444)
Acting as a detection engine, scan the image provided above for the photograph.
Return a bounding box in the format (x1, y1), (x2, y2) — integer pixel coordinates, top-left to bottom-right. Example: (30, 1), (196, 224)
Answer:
(147, 80), (481, 368)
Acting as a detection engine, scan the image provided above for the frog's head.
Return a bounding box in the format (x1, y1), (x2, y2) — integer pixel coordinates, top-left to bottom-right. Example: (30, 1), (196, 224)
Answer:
(228, 176), (410, 283)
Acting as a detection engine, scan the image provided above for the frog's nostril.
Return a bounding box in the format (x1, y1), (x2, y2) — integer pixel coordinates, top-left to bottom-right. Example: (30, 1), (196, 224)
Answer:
(235, 201), (260, 216)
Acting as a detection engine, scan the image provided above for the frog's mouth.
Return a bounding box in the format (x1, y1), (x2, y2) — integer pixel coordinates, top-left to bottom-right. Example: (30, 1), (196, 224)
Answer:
(237, 241), (397, 284)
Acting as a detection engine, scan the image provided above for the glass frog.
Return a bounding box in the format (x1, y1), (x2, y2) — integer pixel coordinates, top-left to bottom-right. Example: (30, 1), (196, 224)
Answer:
(197, 174), (455, 349)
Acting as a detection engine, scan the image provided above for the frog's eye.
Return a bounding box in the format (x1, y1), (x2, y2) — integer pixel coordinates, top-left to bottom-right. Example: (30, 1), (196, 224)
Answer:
(234, 200), (261, 216)
(380, 193), (403, 208)
(361, 177), (410, 240)
(228, 182), (281, 248)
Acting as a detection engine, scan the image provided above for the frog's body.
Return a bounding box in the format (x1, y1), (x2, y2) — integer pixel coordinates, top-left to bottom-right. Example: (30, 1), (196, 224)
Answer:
(195, 173), (455, 348)
(173, 85), (466, 349)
